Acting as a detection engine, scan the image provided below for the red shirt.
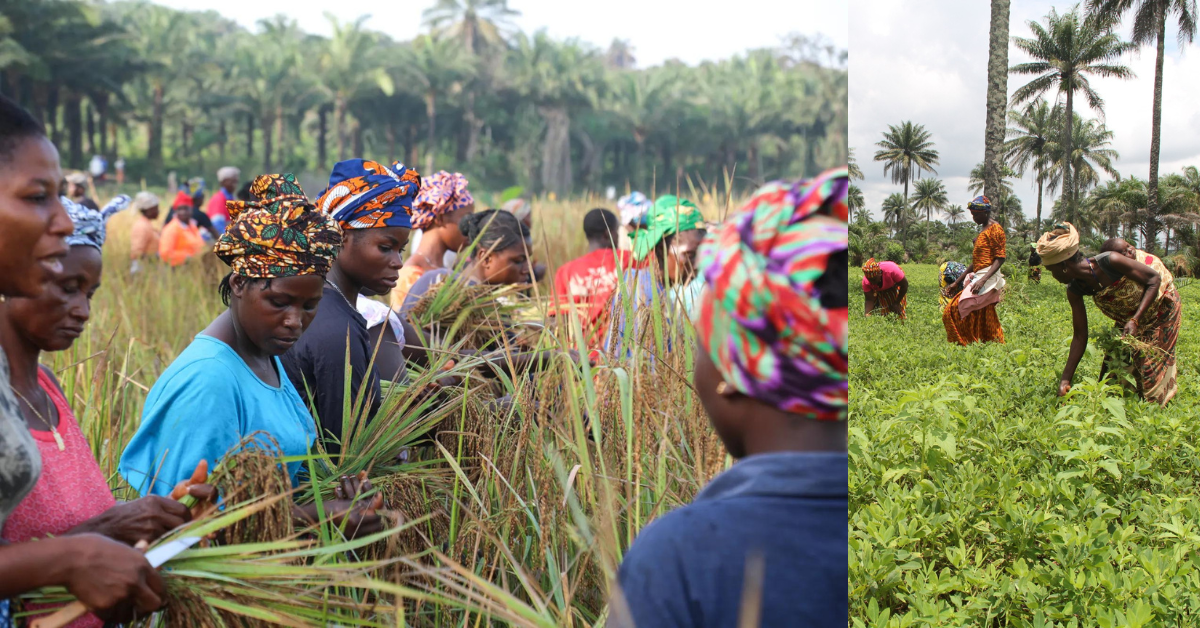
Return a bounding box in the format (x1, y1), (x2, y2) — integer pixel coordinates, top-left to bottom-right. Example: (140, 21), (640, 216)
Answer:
(553, 248), (634, 341)
(206, 188), (231, 221)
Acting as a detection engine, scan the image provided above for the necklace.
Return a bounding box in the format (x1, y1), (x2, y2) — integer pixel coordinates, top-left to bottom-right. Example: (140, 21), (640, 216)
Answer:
(325, 278), (356, 310)
(13, 387), (64, 451)
(1086, 258), (1099, 285)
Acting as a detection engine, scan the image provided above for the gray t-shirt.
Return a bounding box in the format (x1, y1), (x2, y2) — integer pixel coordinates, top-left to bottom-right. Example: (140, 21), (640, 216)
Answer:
(0, 350), (41, 529)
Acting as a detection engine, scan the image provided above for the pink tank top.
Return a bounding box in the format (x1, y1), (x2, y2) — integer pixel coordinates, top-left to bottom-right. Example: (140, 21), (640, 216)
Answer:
(2, 368), (116, 628)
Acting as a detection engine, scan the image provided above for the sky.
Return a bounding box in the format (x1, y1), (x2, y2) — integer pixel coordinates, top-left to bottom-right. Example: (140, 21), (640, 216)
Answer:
(850, 0), (1200, 222)
(150, 0), (848, 68)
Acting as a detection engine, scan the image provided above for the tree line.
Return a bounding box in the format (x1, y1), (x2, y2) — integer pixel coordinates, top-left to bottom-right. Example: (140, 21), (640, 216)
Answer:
(0, 0), (847, 196)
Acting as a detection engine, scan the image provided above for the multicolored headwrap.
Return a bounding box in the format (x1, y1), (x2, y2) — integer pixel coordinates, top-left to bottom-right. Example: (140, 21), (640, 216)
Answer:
(214, 174), (342, 278)
(695, 166), (849, 420)
(617, 191), (652, 227)
(316, 159), (421, 230)
(63, 194), (130, 249)
(411, 171), (473, 231)
(942, 261), (967, 285)
(632, 195), (705, 262)
(968, 196), (992, 212)
(861, 258), (883, 283)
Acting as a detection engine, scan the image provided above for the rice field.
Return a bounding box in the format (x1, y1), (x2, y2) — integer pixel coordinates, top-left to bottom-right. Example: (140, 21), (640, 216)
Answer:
(29, 183), (733, 626)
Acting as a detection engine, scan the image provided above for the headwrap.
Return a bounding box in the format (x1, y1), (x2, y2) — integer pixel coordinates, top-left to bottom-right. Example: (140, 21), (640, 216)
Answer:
(316, 159), (421, 230)
(1036, 222), (1080, 266)
(617, 191), (652, 227)
(411, 171), (473, 231)
(695, 166), (849, 420)
(968, 196), (992, 212)
(131, 191), (160, 213)
(213, 173), (342, 278)
(217, 166), (241, 182)
(632, 195), (704, 261)
(502, 198), (531, 223)
(172, 190), (193, 209)
(861, 258), (883, 283)
(63, 194), (130, 250)
(942, 261), (967, 285)
(65, 172), (88, 186)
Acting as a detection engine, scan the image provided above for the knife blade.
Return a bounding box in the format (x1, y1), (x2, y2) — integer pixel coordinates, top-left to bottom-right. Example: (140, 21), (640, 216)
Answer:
(144, 536), (202, 568)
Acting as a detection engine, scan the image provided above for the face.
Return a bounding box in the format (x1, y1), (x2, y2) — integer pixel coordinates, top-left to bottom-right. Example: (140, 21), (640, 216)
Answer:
(68, 182), (85, 198)
(221, 176), (238, 192)
(5, 245), (103, 352)
(479, 244), (529, 285)
(0, 136), (72, 297)
(692, 344), (747, 459)
(142, 205), (160, 220)
(230, 274), (325, 355)
(173, 205), (192, 224)
(1046, 261), (1070, 284)
(439, 203), (476, 252)
(340, 227), (410, 295)
(665, 229), (705, 284)
(970, 209), (988, 225)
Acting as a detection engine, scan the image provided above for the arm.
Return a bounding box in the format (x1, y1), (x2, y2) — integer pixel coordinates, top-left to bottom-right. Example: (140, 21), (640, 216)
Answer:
(1106, 254), (1162, 335)
(399, 318), (429, 367)
(863, 293), (878, 316)
(896, 277), (909, 302)
(1059, 288), (1090, 396)
(130, 221), (148, 260)
(368, 322), (408, 383)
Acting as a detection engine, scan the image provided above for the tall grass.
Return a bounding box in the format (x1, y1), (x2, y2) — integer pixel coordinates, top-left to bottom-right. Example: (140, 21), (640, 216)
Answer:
(42, 188), (735, 625)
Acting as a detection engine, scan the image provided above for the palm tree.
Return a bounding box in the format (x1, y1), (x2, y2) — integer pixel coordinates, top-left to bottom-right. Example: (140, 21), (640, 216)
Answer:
(984, 0), (1012, 204)
(1010, 7), (1135, 223)
(881, 192), (910, 237)
(1005, 99), (1057, 234)
(911, 177), (949, 241)
(606, 39), (636, 69)
(606, 69), (686, 190)
(318, 15), (392, 164)
(848, 184), (865, 220)
(403, 34), (474, 174)
(969, 161), (1017, 197)
(873, 121), (940, 219)
(944, 203), (966, 225)
(848, 147), (863, 180)
(1085, 0), (1198, 237)
(1047, 114), (1122, 237)
(423, 0), (519, 55)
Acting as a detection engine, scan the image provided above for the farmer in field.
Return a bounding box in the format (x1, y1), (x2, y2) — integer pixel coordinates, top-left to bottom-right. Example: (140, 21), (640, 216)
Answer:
(158, 191), (208, 267)
(609, 167), (849, 628)
(400, 209), (531, 310)
(616, 191), (652, 253)
(0, 93), (174, 626)
(0, 195), (219, 628)
(1027, 245), (1042, 283)
(390, 170), (476, 310)
(1037, 222), (1181, 405)
(206, 166), (240, 235)
(552, 208), (634, 346)
(939, 260), (967, 307)
(119, 173), (384, 536)
(942, 196), (1006, 345)
(283, 159), (421, 454)
(128, 191), (162, 272)
(861, 257), (907, 317)
(503, 197), (547, 283)
(64, 172), (98, 211)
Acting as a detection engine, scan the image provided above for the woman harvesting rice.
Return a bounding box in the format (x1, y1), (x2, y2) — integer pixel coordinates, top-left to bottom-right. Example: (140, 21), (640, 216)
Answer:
(939, 261), (967, 307)
(118, 173), (383, 534)
(861, 258), (907, 318)
(943, 196), (1006, 345)
(390, 170), (476, 310)
(610, 168), (848, 627)
(400, 209), (531, 309)
(1037, 222), (1180, 405)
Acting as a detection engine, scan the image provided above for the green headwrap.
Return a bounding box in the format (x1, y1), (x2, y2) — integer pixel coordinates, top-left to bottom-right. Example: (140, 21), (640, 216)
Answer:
(632, 195), (704, 261)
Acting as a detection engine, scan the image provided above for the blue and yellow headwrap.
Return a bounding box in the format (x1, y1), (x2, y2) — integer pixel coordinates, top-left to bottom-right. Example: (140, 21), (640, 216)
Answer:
(316, 159), (421, 230)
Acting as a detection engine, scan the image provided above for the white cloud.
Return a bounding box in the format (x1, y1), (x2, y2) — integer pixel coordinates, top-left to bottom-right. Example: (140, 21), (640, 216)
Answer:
(851, 0), (1200, 222)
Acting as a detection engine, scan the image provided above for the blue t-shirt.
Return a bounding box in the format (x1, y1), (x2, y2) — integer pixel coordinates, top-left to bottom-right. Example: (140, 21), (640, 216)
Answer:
(608, 452), (848, 628)
(119, 334), (318, 497)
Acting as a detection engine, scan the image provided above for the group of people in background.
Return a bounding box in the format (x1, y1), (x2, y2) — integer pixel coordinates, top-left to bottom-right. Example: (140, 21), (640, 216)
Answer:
(0, 92), (847, 626)
(860, 192), (1181, 407)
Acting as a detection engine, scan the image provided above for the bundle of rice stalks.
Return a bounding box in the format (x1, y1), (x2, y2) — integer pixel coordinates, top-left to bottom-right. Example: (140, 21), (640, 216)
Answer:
(206, 436), (296, 545)
(408, 277), (529, 350)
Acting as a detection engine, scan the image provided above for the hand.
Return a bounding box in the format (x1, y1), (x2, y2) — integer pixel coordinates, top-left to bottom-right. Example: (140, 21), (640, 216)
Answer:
(1058, 380), (1071, 397)
(971, 279), (986, 295)
(328, 472), (386, 538)
(70, 496), (192, 546)
(169, 459), (218, 520)
(1123, 318), (1138, 336)
(64, 534), (166, 621)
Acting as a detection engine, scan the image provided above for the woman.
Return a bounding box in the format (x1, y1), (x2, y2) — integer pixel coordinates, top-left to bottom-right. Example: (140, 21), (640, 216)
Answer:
(401, 209), (530, 310)
(0, 93), (166, 626)
(389, 171), (475, 310)
(502, 198), (547, 283)
(860, 258), (907, 318)
(943, 196), (1006, 345)
(1027, 246), (1042, 283)
(938, 261), (967, 308)
(284, 159), (421, 454)
(158, 192), (206, 267)
(1037, 222), (1180, 405)
(0, 197), (213, 628)
(118, 173), (383, 534)
(611, 168), (848, 627)
(129, 191), (162, 272)
(616, 191), (652, 253)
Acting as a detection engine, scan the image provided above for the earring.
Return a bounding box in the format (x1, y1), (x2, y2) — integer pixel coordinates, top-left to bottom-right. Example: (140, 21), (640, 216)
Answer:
(716, 382), (728, 395)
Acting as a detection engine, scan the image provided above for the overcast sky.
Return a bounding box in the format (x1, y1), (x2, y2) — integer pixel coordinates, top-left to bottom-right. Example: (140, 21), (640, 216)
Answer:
(149, 0), (848, 68)
(850, 0), (1200, 221)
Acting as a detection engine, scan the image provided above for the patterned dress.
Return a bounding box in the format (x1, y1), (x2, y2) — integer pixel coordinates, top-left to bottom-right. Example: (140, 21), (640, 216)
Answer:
(1079, 252), (1180, 405)
(943, 222), (1006, 345)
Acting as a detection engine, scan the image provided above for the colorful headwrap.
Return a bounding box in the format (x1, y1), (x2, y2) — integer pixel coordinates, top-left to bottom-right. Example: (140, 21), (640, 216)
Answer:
(968, 196), (992, 212)
(617, 191), (653, 227)
(316, 159), (421, 230)
(942, 261), (967, 285)
(63, 194), (130, 249)
(632, 195), (705, 261)
(411, 171), (473, 231)
(861, 258), (883, 283)
(695, 166), (849, 420)
(213, 174), (342, 278)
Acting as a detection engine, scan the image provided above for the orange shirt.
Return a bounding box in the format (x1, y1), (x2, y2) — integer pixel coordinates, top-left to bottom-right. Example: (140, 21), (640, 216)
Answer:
(159, 219), (206, 267)
(971, 222), (1006, 272)
(130, 214), (161, 260)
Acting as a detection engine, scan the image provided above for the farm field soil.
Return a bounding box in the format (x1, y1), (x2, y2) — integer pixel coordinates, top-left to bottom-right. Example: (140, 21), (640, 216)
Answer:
(851, 263), (1200, 627)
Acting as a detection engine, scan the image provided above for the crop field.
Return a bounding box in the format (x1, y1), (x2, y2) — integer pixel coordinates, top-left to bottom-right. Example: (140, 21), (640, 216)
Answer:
(850, 263), (1200, 627)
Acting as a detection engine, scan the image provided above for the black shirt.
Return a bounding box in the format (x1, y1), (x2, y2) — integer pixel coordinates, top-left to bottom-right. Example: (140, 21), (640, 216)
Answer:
(281, 285), (381, 455)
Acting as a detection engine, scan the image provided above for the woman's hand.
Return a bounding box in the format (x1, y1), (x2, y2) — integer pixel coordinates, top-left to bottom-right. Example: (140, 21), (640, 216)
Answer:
(1123, 318), (1139, 336)
(1058, 380), (1072, 397)
(63, 534), (166, 621)
(70, 496), (192, 546)
(296, 473), (387, 539)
